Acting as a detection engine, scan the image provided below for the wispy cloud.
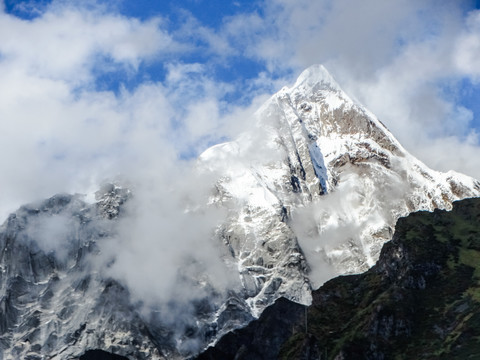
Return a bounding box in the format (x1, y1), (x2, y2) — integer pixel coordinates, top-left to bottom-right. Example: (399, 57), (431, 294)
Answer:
(0, 7), (172, 83)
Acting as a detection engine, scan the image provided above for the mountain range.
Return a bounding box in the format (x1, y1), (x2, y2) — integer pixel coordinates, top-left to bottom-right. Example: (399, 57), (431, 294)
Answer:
(1, 65), (479, 359)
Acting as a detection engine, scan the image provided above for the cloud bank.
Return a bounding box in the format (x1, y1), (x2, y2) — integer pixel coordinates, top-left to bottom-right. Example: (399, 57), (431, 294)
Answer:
(0, 2), (271, 221)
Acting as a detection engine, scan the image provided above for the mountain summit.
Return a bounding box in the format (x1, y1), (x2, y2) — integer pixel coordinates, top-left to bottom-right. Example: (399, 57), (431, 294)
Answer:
(1, 65), (479, 359)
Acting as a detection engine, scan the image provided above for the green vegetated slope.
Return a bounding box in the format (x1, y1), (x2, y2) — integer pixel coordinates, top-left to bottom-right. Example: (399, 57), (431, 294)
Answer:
(198, 198), (480, 360)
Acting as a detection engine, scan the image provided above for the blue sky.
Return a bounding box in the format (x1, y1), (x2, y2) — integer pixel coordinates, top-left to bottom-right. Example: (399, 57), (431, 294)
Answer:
(1, 0), (480, 218)
(3, 0), (271, 99)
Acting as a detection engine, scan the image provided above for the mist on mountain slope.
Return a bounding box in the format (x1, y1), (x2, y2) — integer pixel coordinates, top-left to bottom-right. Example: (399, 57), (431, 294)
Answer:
(98, 172), (242, 353)
(292, 170), (409, 287)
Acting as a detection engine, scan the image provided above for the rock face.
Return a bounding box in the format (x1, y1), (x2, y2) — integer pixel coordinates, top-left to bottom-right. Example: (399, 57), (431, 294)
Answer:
(0, 188), (178, 360)
(1, 65), (480, 359)
(198, 197), (480, 360)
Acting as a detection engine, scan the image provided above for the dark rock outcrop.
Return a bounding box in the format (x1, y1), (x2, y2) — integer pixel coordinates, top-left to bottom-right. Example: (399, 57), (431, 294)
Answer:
(197, 297), (306, 360)
(79, 349), (129, 360)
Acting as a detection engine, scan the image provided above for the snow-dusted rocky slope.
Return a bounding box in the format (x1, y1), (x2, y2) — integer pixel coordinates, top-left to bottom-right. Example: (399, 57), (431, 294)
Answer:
(0, 186), (181, 360)
(1, 65), (479, 359)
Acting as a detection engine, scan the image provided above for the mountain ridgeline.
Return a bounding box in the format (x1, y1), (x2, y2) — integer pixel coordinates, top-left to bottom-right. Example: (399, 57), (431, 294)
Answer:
(1, 65), (480, 359)
(198, 197), (480, 359)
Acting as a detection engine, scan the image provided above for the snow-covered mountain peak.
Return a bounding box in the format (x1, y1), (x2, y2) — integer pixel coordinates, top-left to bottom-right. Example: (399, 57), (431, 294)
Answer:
(200, 64), (480, 313)
(292, 64), (342, 93)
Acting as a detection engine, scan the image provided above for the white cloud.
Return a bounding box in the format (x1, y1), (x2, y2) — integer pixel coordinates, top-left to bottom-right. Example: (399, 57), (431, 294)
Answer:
(454, 10), (480, 80)
(0, 7), (172, 84)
